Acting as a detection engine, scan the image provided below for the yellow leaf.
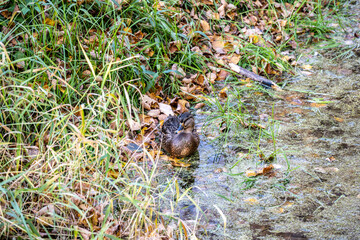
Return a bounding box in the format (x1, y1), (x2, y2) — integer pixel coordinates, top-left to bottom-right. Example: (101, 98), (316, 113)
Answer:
(244, 198), (259, 204)
(44, 18), (56, 26)
(249, 35), (259, 44)
(245, 170), (257, 177)
(301, 64), (312, 70)
(57, 84), (66, 93)
(146, 49), (154, 57)
(333, 116), (344, 122)
(283, 201), (294, 208)
(123, 27), (132, 34)
(171, 161), (191, 167)
(277, 207), (285, 213)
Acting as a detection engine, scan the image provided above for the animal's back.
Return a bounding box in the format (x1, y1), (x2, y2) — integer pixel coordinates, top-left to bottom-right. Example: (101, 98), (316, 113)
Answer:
(169, 133), (199, 158)
(162, 115), (179, 135)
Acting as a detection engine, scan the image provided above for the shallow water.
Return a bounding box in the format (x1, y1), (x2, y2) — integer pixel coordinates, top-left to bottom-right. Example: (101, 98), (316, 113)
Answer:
(166, 2), (360, 239)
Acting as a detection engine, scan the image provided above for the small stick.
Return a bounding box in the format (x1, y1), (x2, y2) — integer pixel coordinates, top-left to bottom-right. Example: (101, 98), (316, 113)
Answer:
(229, 63), (282, 91)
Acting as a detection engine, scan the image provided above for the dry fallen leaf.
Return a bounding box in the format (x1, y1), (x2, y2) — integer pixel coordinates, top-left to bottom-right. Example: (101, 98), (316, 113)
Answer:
(258, 164), (274, 174)
(245, 164), (274, 177)
(176, 99), (190, 114)
(160, 154), (191, 167)
(245, 170), (257, 177)
(141, 95), (159, 110)
(206, 10), (220, 20)
(244, 198), (259, 204)
(301, 64), (313, 70)
(214, 168), (225, 173)
(200, 20), (211, 32)
(44, 17), (56, 26)
(194, 102), (205, 109)
(249, 35), (259, 44)
(206, 72), (217, 84)
(212, 38), (227, 54)
(333, 117), (344, 122)
(171, 160), (191, 167)
(217, 69), (230, 81)
(158, 114), (168, 121)
(159, 103), (174, 116)
(218, 87), (228, 99)
(310, 102), (327, 108)
(169, 40), (182, 54)
(229, 54), (241, 64)
(147, 109), (161, 117)
(325, 156), (336, 162)
(128, 119), (141, 131)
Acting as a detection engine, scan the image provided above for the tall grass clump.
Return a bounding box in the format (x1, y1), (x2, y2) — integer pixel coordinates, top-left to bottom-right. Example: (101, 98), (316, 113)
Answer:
(0, 0), (201, 238)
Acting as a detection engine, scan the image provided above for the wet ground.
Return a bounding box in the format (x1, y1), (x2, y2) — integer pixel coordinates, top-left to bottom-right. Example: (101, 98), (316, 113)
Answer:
(161, 2), (360, 239)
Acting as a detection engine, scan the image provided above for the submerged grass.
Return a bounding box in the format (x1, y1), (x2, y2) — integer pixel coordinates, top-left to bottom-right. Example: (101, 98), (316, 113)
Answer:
(0, 0), (341, 238)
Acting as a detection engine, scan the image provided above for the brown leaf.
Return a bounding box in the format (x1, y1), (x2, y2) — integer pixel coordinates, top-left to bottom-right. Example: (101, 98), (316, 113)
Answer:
(217, 69), (230, 81)
(169, 40), (182, 54)
(171, 64), (186, 78)
(141, 95), (159, 110)
(194, 74), (205, 86)
(229, 54), (241, 64)
(107, 169), (120, 178)
(206, 72), (217, 84)
(214, 168), (225, 173)
(206, 10), (220, 20)
(200, 0), (214, 5)
(144, 48), (154, 57)
(246, 164), (274, 177)
(219, 87), (228, 99)
(226, 4), (237, 20)
(212, 38), (226, 54)
(200, 20), (211, 32)
(128, 119), (141, 131)
(82, 70), (92, 77)
(182, 73), (197, 84)
(194, 102), (205, 109)
(176, 99), (190, 114)
(325, 156), (336, 162)
(258, 164), (274, 175)
(218, 4), (227, 18)
(171, 161), (191, 167)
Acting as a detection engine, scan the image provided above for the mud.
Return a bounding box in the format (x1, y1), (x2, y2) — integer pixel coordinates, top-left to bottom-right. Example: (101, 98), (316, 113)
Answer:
(167, 2), (360, 239)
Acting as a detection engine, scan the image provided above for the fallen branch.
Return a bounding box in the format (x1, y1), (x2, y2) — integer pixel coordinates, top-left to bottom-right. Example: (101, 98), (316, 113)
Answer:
(228, 63), (282, 91)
